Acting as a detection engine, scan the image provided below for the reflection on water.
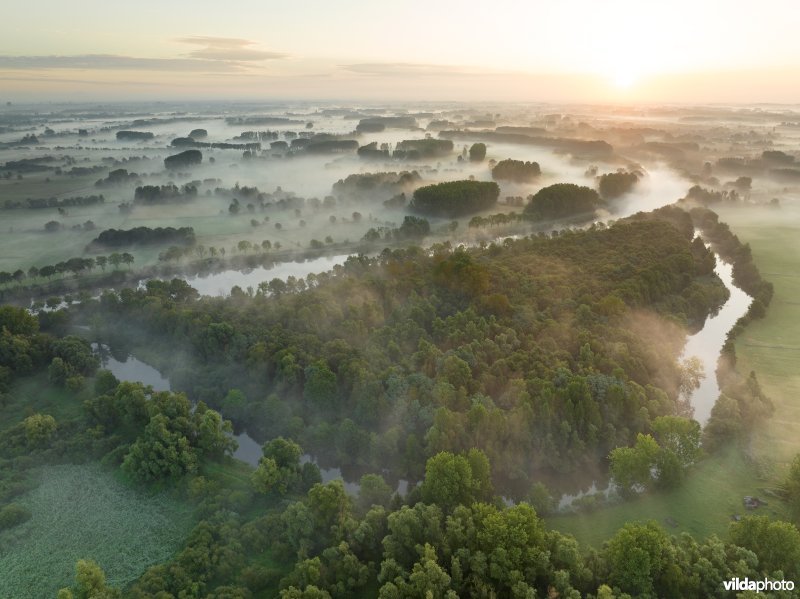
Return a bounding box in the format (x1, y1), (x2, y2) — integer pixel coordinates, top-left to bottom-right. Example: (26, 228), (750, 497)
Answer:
(94, 344), (392, 496)
(93, 344), (171, 392)
(181, 254), (352, 297)
(682, 257), (752, 425)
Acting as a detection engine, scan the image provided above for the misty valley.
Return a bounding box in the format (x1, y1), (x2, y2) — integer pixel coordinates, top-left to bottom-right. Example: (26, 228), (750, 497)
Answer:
(1, 101), (799, 598)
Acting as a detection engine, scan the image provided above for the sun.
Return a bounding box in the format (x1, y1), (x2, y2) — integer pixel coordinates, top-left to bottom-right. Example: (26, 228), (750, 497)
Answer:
(612, 68), (637, 90)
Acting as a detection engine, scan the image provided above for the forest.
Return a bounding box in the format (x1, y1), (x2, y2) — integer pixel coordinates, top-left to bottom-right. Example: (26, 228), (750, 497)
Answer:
(1, 97), (799, 598)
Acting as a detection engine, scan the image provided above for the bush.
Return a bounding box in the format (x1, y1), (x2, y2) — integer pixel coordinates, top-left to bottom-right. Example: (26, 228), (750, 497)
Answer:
(0, 503), (31, 531)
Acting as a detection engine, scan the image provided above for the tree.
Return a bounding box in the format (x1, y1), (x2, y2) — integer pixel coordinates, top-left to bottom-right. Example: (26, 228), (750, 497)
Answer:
(252, 437), (303, 495)
(95, 256), (108, 271)
(468, 143), (486, 162)
(491, 159), (540, 182)
(527, 482), (556, 516)
(58, 559), (120, 599)
(786, 454), (800, 523)
(122, 414), (198, 483)
(280, 586), (332, 599)
(164, 149), (202, 169)
(597, 171), (639, 199)
(308, 480), (351, 533)
(729, 515), (800, 580)
(421, 451), (478, 511)
(23, 413), (57, 446)
(357, 473), (393, 512)
(605, 521), (671, 596)
(121, 252), (134, 268)
(524, 183), (601, 220)
(396, 216), (430, 239)
(609, 433), (660, 495)
(194, 408), (236, 458)
(652, 416), (701, 470)
(410, 180), (499, 217)
(303, 361), (338, 409)
(108, 253), (122, 270)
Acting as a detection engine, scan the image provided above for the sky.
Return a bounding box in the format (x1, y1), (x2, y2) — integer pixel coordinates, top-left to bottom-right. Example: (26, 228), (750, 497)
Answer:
(1, 0), (799, 103)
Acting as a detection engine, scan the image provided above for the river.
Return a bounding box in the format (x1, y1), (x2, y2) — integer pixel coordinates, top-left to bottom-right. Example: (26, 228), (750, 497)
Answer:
(93, 343), (381, 495)
(92, 235), (752, 504)
(681, 255), (752, 425)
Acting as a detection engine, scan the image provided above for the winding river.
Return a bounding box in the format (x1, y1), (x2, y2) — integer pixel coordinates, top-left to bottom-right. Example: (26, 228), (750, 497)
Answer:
(94, 344), (374, 494)
(93, 233), (753, 503)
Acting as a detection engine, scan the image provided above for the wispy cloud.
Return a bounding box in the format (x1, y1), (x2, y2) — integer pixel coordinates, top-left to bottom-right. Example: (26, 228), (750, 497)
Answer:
(0, 54), (247, 72)
(0, 38), (287, 74)
(175, 36), (288, 61)
(340, 62), (494, 77)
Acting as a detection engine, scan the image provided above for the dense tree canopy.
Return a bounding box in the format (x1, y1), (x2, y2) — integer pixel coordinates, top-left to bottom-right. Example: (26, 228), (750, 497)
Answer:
(491, 159), (541, 182)
(524, 183), (602, 220)
(410, 180), (499, 217)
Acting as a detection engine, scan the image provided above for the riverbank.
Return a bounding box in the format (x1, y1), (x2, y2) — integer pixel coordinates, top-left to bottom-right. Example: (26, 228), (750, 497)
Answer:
(715, 206), (800, 472)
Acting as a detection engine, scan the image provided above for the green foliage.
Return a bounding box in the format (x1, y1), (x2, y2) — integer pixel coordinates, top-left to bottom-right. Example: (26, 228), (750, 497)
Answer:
(164, 149), (202, 169)
(468, 143), (486, 162)
(785, 454), (800, 523)
(23, 413), (57, 446)
(609, 434), (660, 495)
(88, 214), (727, 490)
(597, 170), (640, 199)
(252, 437), (305, 496)
(396, 215), (430, 239)
(69, 559), (121, 599)
(491, 158), (541, 182)
(394, 139), (453, 159)
(122, 413), (198, 483)
(0, 502), (31, 531)
(357, 473), (393, 512)
(729, 516), (800, 580)
(93, 370), (119, 396)
(0, 305), (39, 335)
(420, 450), (493, 511)
(524, 183), (602, 220)
(605, 521), (671, 596)
(527, 482), (556, 516)
(304, 361), (338, 410)
(410, 180), (499, 217)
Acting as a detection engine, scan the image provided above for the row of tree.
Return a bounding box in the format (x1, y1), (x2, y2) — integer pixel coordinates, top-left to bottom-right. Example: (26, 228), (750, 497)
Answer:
(0, 253), (134, 288)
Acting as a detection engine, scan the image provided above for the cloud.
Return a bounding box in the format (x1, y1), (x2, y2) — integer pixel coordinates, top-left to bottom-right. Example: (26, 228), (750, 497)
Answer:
(340, 62), (493, 78)
(0, 38), (287, 74)
(175, 36), (288, 61)
(0, 54), (246, 72)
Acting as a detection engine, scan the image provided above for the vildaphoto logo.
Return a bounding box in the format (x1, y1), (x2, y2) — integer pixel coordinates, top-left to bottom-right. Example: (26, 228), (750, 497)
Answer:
(723, 577), (795, 593)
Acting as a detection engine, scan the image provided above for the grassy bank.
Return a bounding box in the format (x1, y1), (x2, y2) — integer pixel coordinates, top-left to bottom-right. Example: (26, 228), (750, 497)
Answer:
(715, 207), (800, 472)
(547, 446), (779, 547)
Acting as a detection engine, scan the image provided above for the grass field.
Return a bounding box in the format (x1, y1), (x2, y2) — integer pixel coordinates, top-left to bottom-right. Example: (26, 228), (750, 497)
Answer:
(0, 463), (193, 598)
(715, 206), (800, 471)
(547, 446), (781, 547)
